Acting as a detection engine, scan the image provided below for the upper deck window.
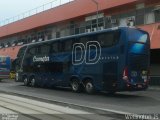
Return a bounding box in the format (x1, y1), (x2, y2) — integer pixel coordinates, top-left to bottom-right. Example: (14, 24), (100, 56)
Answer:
(128, 29), (150, 54)
(50, 42), (59, 53)
(38, 44), (50, 55)
(17, 46), (27, 57)
(62, 39), (73, 52)
(97, 30), (120, 47)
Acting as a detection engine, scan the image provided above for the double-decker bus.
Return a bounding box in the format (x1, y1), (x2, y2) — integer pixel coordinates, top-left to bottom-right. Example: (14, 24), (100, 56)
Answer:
(14, 27), (150, 94)
(0, 56), (11, 80)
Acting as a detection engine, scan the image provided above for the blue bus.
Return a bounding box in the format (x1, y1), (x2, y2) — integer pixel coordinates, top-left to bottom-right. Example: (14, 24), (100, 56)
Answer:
(0, 56), (11, 80)
(14, 27), (150, 93)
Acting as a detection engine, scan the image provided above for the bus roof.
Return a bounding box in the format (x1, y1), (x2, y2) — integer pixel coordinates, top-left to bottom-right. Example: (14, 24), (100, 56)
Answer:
(20, 26), (145, 48)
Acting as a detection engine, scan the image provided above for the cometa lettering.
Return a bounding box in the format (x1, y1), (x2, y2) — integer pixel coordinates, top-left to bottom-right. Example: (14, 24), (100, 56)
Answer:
(33, 56), (50, 62)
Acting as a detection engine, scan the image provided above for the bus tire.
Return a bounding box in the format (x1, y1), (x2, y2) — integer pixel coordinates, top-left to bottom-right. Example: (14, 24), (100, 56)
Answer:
(71, 79), (82, 92)
(85, 80), (95, 94)
(30, 77), (36, 87)
(23, 76), (29, 86)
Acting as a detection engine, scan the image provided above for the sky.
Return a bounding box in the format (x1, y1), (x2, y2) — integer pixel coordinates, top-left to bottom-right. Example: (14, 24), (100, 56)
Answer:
(0, 0), (71, 22)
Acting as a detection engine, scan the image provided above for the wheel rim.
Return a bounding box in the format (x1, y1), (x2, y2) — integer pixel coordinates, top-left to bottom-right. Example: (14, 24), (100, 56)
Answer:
(24, 78), (28, 85)
(30, 78), (35, 87)
(86, 82), (93, 93)
(72, 81), (78, 91)
(15, 73), (18, 81)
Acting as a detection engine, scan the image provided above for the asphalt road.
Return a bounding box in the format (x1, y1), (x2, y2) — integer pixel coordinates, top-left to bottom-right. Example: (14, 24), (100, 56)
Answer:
(0, 79), (160, 119)
(0, 93), (116, 120)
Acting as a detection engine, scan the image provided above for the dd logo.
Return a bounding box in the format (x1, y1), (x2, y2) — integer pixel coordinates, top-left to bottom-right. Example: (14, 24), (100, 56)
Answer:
(72, 41), (101, 65)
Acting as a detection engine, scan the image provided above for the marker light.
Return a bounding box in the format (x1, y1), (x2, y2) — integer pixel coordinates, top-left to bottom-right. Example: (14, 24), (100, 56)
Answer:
(123, 67), (129, 81)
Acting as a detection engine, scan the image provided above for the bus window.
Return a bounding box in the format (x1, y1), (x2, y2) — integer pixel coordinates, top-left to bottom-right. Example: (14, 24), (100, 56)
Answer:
(17, 46), (27, 57)
(61, 39), (73, 52)
(24, 46), (37, 62)
(38, 44), (50, 55)
(50, 42), (59, 53)
(98, 32), (114, 47)
(22, 47), (36, 69)
(79, 36), (88, 45)
(28, 47), (37, 55)
(129, 29), (149, 43)
(129, 42), (149, 54)
(128, 30), (149, 54)
(97, 31), (120, 47)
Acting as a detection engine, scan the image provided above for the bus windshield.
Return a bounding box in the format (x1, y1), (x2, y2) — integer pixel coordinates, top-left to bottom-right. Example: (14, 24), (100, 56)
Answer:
(128, 29), (149, 43)
(128, 29), (149, 54)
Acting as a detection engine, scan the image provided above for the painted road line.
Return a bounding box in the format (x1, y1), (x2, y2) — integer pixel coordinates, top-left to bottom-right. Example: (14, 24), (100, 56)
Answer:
(0, 106), (17, 114)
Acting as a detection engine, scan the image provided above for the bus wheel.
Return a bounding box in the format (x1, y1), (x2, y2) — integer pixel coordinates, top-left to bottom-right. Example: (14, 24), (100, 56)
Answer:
(71, 79), (81, 92)
(85, 80), (95, 94)
(30, 77), (36, 87)
(23, 76), (29, 86)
